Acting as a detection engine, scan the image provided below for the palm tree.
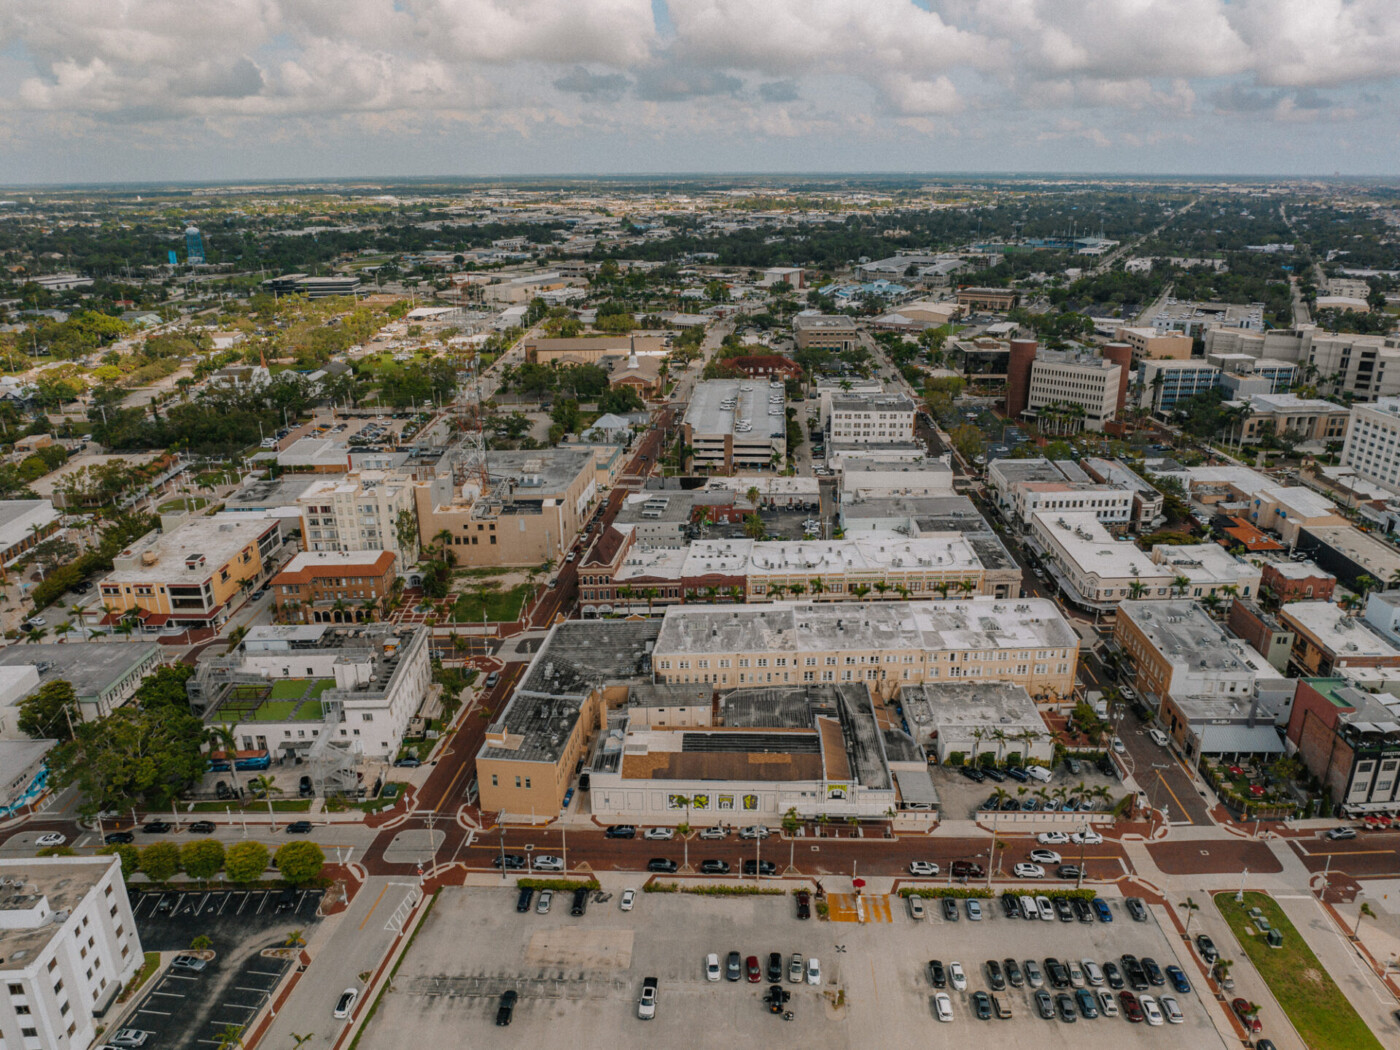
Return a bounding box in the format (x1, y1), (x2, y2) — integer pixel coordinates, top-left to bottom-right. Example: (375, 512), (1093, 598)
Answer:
(1201, 593), (1223, 617)
(434, 528), (453, 561)
(991, 728), (1008, 766)
(934, 580), (952, 599)
(1128, 578), (1148, 599)
(1355, 901), (1376, 938)
(873, 581), (890, 598)
(767, 582), (786, 602)
(1171, 575), (1191, 599)
(809, 577), (825, 599)
(958, 579), (977, 597)
(1179, 896), (1199, 937)
(970, 727), (986, 767)
(643, 587), (659, 615)
(894, 584), (910, 599)
(746, 485), (761, 510)
(787, 582), (806, 599)
(1018, 728), (1041, 764)
(1355, 574), (1380, 599)
(851, 584), (871, 599)
(617, 585), (634, 612)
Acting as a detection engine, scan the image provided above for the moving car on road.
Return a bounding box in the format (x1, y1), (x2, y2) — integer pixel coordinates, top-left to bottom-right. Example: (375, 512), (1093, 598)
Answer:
(333, 988), (358, 1020)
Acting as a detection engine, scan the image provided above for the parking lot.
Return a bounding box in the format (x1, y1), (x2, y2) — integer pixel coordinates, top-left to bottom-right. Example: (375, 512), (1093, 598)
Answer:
(119, 888), (321, 1049)
(356, 886), (1229, 1050)
(932, 760), (1122, 822)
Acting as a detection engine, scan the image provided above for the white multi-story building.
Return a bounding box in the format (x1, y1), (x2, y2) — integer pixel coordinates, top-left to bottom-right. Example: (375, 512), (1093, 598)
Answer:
(0, 856), (142, 1050)
(826, 393), (916, 445)
(1149, 543), (1262, 601)
(1025, 349), (1122, 431)
(987, 458), (1133, 530)
(1030, 511), (1174, 611)
(298, 470), (417, 563)
(1140, 359), (1222, 413)
(1342, 397), (1400, 495)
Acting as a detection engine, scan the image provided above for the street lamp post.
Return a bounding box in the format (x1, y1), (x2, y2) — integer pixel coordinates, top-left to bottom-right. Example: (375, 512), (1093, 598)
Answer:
(1076, 822), (1088, 890)
(499, 825), (508, 882)
(1235, 867), (1249, 904)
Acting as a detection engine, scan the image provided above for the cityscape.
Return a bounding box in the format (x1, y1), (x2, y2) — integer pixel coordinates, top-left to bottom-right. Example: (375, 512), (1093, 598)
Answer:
(1, 5), (1400, 1050)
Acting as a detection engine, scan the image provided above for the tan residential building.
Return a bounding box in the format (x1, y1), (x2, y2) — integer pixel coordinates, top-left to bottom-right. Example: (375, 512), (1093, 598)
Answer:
(522, 335), (666, 365)
(956, 287), (1019, 312)
(298, 471), (417, 564)
(793, 313), (859, 352)
(271, 550), (397, 623)
(1024, 349), (1122, 431)
(1115, 326), (1194, 362)
(1225, 393), (1350, 445)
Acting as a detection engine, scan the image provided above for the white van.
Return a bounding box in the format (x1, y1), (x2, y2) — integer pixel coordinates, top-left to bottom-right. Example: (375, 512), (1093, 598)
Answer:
(1027, 766), (1053, 784)
(1018, 894), (1039, 921)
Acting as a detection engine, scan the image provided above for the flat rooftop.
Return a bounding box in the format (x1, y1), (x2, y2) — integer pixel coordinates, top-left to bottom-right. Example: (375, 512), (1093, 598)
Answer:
(1281, 600), (1400, 659)
(226, 475), (322, 510)
(1303, 524), (1400, 574)
(900, 681), (1045, 733)
(0, 641), (161, 698)
(829, 392), (917, 413)
(1117, 601), (1258, 674)
(653, 597), (1076, 657)
(684, 379), (786, 438)
(107, 516), (279, 584)
(277, 438), (350, 468)
(1264, 558), (1333, 581)
(0, 856), (119, 962)
(487, 448), (595, 494)
(794, 313), (859, 333)
(1033, 512), (1172, 581)
(1152, 543), (1258, 586)
(1080, 458), (1160, 497)
(992, 458), (1092, 485)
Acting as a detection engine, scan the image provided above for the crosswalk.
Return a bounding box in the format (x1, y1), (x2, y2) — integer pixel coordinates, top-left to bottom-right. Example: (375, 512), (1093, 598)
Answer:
(825, 893), (893, 923)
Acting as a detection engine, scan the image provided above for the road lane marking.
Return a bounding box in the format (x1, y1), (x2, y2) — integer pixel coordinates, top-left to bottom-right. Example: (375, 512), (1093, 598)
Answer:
(359, 881), (390, 930)
(1155, 770), (1193, 826)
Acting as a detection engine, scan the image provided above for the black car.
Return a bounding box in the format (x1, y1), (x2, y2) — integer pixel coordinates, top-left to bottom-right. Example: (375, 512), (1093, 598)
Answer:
(516, 887), (534, 913)
(941, 898), (960, 922)
(285, 821), (314, 834)
(104, 831), (135, 845)
(1053, 897), (1075, 923)
(1044, 957), (1071, 989)
(767, 953), (783, 983)
(275, 887), (298, 912)
(492, 854), (527, 870)
(1120, 954), (1149, 992)
(699, 859), (731, 875)
(647, 858), (678, 874)
(981, 766), (1006, 783)
(605, 825), (637, 839)
(1195, 933), (1219, 963)
(570, 888), (589, 916)
(1006, 766), (1030, 782)
(1125, 897), (1149, 922)
(1056, 864), (1082, 881)
(495, 990), (518, 1026)
(742, 859), (776, 876)
(1102, 961), (1125, 990)
(927, 960), (946, 988)
(960, 766), (987, 783)
(795, 890), (811, 920)
(1003, 958), (1023, 988)
(1055, 992), (1078, 1023)
(1071, 897), (1094, 923)
(187, 821), (216, 834)
(971, 990), (992, 1020)
(950, 860), (984, 879)
(142, 821), (172, 834)
(986, 960), (1005, 991)
(1141, 957), (1165, 987)
(1035, 989), (1055, 1019)
(1000, 892), (1020, 919)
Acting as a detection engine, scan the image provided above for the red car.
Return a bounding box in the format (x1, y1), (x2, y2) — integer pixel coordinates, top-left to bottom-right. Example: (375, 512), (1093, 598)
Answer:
(1231, 998), (1262, 1033)
(1119, 991), (1144, 1023)
(746, 956), (761, 983)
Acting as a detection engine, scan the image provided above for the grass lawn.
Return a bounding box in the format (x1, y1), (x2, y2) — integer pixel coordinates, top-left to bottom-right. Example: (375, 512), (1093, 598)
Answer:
(156, 496), (209, 512)
(454, 566), (516, 579)
(188, 798), (313, 813)
(449, 583), (531, 623)
(251, 700), (299, 720)
(1214, 891), (1383, 1050)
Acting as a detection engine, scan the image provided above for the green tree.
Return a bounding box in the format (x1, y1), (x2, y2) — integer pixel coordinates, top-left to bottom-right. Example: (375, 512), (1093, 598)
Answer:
(139, 841), (182, 884)
(50, 704), (208, 815)
(99, 843), (140, 878)
(948, 423), (985, 465)
(17, 679), (79, 742)
(180, 839), (226, 883)
(224, 841), (270, 884)
(274, 841), (326, 886)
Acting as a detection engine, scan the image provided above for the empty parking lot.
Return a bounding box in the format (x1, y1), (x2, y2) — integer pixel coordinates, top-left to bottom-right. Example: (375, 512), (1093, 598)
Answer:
(356, 885), (1230, 1050)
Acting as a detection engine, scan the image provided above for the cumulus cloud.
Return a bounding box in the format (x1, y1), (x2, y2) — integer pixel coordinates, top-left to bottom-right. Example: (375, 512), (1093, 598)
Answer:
(553, 67), (631, 102)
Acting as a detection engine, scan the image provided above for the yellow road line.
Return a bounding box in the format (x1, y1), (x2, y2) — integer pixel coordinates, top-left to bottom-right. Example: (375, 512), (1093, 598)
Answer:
(358, 882), (390, 931)
(1155, 770), (1193, 825)
(1305, 848), (1395, 857)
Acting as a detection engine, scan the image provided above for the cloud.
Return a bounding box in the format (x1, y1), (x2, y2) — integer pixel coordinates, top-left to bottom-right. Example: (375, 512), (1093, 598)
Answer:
(553, 66), (631, 102)
(757, 79), (799, 103)
(633, 66), (743, 102)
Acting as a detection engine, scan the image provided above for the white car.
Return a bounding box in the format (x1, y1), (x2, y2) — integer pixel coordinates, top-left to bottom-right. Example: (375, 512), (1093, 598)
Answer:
(933, 992), (953, 1022)
(36, 833), (66, 847)
(1097, 989), (1119, 1017)
(1148, 728), (1170, 748)
(1160, 995), (1183, 1024)
(642, 827), (674, 840)
(1012, 863), (1045, 879)
(1035, 895), (1055, 921)
(738, 825), (770, 839)
(908, 861), (939, 876)
(1036, 831), (1070, 845)
(1070, 829), (1103, 846)
(806, 957), (820, 986)
(698, 827), (728, 840)
(1028, 849), (1061, 865)
(637, 977), (658, 1020)
(1140, 994), (1164, 1026)
(620, 889), (636, 911)
(1082, 960), (1104, 987)
(705, 953), (721, 981)
(949, 962), (967, 991)
(532, 854), (564, 872)
(333, 987), (358, 1019)
(1112, 736), (1126, 754)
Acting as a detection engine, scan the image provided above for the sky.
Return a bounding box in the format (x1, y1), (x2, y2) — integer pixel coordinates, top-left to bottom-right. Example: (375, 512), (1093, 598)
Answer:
(0, 0), (1398, 185)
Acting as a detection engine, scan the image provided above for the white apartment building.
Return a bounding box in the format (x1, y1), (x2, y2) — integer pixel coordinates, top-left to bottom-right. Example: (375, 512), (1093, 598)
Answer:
(0, 856), (142, 1050)
(1342, 397), (1400, 495)
(826, 392), (916, 445)
(1204, 327), (1400, 403)
(298, 471), (417, 563)
(1025, 350), (1122, 431)
(988, 458), (1132, 530)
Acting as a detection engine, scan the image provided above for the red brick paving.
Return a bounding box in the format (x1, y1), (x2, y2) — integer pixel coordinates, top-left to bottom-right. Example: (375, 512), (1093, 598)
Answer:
(1145, 838), (1282, 875)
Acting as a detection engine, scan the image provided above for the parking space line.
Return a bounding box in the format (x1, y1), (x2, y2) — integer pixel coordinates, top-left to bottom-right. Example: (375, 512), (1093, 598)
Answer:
(246, 969), (284, 979)
(255, 891), (269, 914)
(137, 1008), (173, 1017)
(219, 892), (236, 914)
(152, 991), (187, 998)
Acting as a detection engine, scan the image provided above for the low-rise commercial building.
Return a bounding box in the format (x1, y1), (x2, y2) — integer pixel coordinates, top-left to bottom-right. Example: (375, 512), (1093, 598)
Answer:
(270, 550), (397, 624)
(1079, 458), (1165, 532)
(98, 516), (283, 630)
(1149, 543), (1261, 601)
(298, 471), (416, 563)
(793, 314), (859, 352)
(1260, 559), (1336, 603)
(1279, 600), (1400, 677)
(0, 500), (61, 566)
(826, 392), (916, 445)
(1286, 678), (1400, 815)
(1114, 326), (1193, 362)
(1295, 523), (1400, 593)
(0, 856), (143, 1050)
(1227, 600), (1296, 674)
(0, 642), (165, 728)
(900, 681), (1054, 766)
(1031, 512), (1173, 610)
(522, 334), (666, 365)
(956, 287), (1019, 312)
(1224, 393), (1350, 446)
(1151, 299), (1264, 336)
(988, 457), (1132, 531)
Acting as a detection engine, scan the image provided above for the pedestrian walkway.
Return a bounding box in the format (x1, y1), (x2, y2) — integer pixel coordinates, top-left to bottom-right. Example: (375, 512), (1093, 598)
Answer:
(826, 893), (893, 923)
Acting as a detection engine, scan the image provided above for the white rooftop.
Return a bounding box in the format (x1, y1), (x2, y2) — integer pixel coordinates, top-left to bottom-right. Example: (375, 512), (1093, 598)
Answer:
(1033, 512), (1173, 581)
(1151, 543), (1259, 587)
(1282, 601), (1400, 660)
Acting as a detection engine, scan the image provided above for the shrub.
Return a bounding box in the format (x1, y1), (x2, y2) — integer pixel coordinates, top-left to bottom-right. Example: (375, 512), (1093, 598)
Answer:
(516, 877), (599, 892)
(139, 841), (181, 883)
(180, 840), (226, 882)
(274, 841), (325, 886)
(899, 887), (994, 899)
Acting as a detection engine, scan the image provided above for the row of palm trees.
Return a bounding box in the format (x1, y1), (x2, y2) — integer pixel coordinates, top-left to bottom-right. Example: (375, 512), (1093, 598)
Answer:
(987, 781), (1115, 812)
(607, 576), (981, 614)
(968, 725), (1045, 766)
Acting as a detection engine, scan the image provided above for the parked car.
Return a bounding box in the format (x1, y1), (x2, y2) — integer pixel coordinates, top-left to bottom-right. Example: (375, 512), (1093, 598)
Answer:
(1140, 994), (1165, 1026)
(333, 988), (358, 1020)
(698, 826), (728, 840)
(1148, 728), (1170, 747)
(141, 821), (172, 834)
(492, 854), (527, 870)
(646, 858), (678, 874)
(1126, 896), (1149, 922)
(941, 897), (959, 922)
(1160, 995), (1184, 1024)
(285, 821), (314, 834)
(908, 860), (938, 876)
(948, 961), (967, 990)
(1119, 991), (1144, 1023)
(950, 860), (984, 879)
(788, 953), (804, 983)
(1231, 997), (1262, 1033)
(643, 827), (674, 840)
(1141, 957), (1165, 987)
(36, 833), (66, 847)
(1029, 848), (1060, 864)
(637, 977), (657, 1020)
(985, 959), (1005, 990)
(1023, 959), (1044, 988)
(965, 899), (983, 921)
(738, 825), (770, 839)
(1054, 992), (1077, 1023)
(927, 959), (946, 987)
(1000, 892), (1020, 918)
(104, 831), (135, 845)
(971, 990), (992, 1020)
(795, 890), (811, 919)
(532, 855), (564, 872)
(724, 951), (742, 982)
(620, 889), (635, 911)
(1098, 989), (1119, 1016)
(742, 859), (776, 876)
(1196, 933), (1219, 962)
(170, 955), (206, 973)
(605, 825), (636, 839)
(1103, 961), (1124, 989)
(1070, 829), (1103, 845)
(933, 991), (953, 1022)
(1165, 965), (1190, 994)
(1006, 766), (1030, 782)
(1092, 897), (1113, 923)
(767, 952), (783, 983)
(495, 990), (517, 1026)
(570, 888), (589, 916)
(516, 887), (534, 913)
(187, 821), (216, 834)
(484, 671), (500, 689)
(1036, 831), (1070, 845)
(536, 890), (553, 914)
(959, 766), (987, 783)
(806, 957), (821, 986)
(907, 895), (926, 920)
(1034, 989), (1055, 1019)
(1057, 864), (1083, 881)
(705, 954), (721, 981)
(1075, 988), (1099, 1019)
(1082, 959), (1104, 987)
(1325, 825), (1357, 840)
(699, 859), (731, 875)
(1013, 863), (1045, 878)
(1004, 958), (1023, 988)
(1035, 895), (1055, 922)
